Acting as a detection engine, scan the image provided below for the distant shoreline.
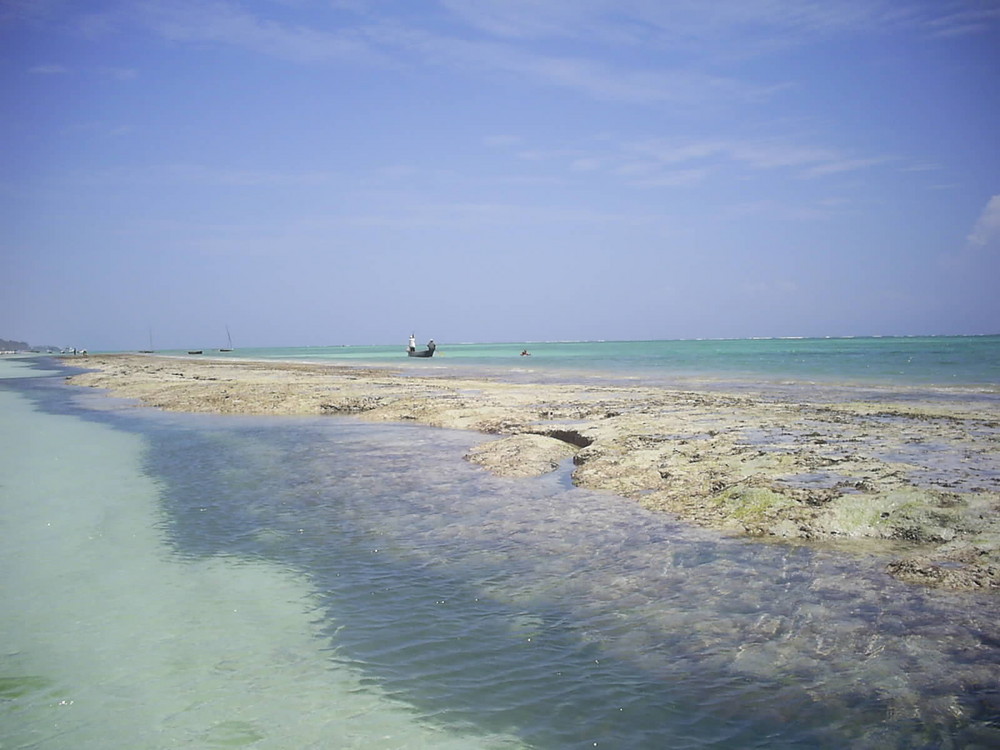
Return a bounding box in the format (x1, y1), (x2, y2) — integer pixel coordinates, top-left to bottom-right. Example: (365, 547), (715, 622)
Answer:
(64, 353), (1000, 591)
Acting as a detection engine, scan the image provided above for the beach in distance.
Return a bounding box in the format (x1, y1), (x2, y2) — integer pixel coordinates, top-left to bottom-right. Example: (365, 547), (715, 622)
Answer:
(66, 336), (1000, 591)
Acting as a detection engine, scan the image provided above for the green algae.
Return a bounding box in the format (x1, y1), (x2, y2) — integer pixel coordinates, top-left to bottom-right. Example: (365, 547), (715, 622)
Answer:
(711, 485), (797, 525)
(818, 489), (963, 540)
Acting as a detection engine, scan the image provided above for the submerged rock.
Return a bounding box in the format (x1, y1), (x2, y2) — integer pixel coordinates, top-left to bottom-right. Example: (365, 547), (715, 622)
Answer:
(886, 556), (998, 590)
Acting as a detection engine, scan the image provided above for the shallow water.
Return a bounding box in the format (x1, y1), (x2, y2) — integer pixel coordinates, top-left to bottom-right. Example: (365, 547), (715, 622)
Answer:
(143, 335), (1000, 391)
(3, 360), (1000, 748)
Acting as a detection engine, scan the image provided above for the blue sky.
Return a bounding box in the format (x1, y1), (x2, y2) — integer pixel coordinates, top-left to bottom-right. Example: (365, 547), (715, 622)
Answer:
(3, 0), (999, 350)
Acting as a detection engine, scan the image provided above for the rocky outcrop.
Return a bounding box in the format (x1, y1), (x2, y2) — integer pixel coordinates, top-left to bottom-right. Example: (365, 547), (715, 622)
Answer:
(65, 354), (1000, 591)
(465, 434), (579, 478)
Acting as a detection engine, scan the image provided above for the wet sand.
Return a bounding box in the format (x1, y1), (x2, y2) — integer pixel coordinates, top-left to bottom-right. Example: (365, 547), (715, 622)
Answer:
(65, 354), (1000, 590)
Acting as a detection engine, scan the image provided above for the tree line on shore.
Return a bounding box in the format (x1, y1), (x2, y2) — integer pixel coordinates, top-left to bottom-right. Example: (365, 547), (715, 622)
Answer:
(1, 338), (63, 352)
(1, 338), (29, 351)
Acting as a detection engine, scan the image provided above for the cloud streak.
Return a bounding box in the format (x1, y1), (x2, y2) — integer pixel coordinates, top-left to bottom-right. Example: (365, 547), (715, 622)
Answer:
(135, 0), (384, 65)
(89, 1), (765, 108)
(922, 4), (1000, 37)
(28, 64), (70, 74)
(967, 195), (1000, 248)
(437, 0), (990, 51)
(511, 136), (893, 186)
(364, 23), (766, 106)
(84, 0), (994, 117)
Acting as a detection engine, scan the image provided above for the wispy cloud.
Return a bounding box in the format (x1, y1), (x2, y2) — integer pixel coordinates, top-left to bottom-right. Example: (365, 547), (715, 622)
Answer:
(341, 199), (658, 229)
(95, 0), (994, 114)
(901, 162), (941, 173)
(622, 137), (889, 180)
(726, 199), (842, 222)
(28, 64), (69, 74)
(487, 133), (890, 189)
(624, 168), (710, 188)
(922, 5), (1000, 37)
(62, 121), (135, 138)
(29, 63), (136, 82)
(74, 163), (337, 189)
(440, 0), (843, 43)
(135, 0), (384, 65)
(371, 24), (765, 106)
(438, 0), (599, 41)
(105, 1), (772, 107)
(742, 277), (801, 297)
(437, 0), (971, 51)
(164, 163), (337, 188)
(804, 156), (895, 178)
(102, 66), (139, 80)
(967, 195), (1000, 247)
(483, 134), (523, 148)
(938, 194), (1000, 272)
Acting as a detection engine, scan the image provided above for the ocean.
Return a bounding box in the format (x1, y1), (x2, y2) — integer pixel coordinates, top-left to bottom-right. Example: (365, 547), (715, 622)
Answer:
(151, 335), (1000, 390)
(2, 337), (999, 748)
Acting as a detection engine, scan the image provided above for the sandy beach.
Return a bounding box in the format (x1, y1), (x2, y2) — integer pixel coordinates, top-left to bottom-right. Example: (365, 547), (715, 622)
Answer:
(64, 353), (1000, 591)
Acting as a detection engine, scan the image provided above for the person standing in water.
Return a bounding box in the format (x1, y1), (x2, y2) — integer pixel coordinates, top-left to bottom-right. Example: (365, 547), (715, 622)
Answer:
(408, 333), (416, 353)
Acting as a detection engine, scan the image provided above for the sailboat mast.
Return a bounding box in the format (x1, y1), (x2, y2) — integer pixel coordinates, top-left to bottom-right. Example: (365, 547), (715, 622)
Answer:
(219, 325), (233, 352)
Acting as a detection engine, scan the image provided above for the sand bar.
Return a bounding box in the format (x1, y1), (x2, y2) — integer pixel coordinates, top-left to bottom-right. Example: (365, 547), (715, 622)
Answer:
(64, 353), (1000, 590)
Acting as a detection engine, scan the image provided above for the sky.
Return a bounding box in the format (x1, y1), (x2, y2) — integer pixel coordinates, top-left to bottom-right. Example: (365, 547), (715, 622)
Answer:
(2, 0), (999, 350)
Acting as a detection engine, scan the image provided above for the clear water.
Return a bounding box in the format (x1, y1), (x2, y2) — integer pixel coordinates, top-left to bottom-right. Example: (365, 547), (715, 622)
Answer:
(141, 335), (1000, 389)
(2, 359), (1000, 748)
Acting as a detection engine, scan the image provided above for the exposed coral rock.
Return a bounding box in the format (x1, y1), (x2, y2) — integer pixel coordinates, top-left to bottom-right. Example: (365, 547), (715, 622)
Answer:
(465, 434), (578, 478)
(66, 353), (1000, 591)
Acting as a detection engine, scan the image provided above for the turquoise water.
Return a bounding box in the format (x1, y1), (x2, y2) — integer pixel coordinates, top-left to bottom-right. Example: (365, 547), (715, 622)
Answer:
(146, 336), (1000, 388)
(3, 357), (1000, 748)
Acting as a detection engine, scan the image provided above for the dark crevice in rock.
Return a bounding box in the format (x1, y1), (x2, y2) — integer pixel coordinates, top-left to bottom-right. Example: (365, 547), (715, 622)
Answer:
(544, 429), (594, 448)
